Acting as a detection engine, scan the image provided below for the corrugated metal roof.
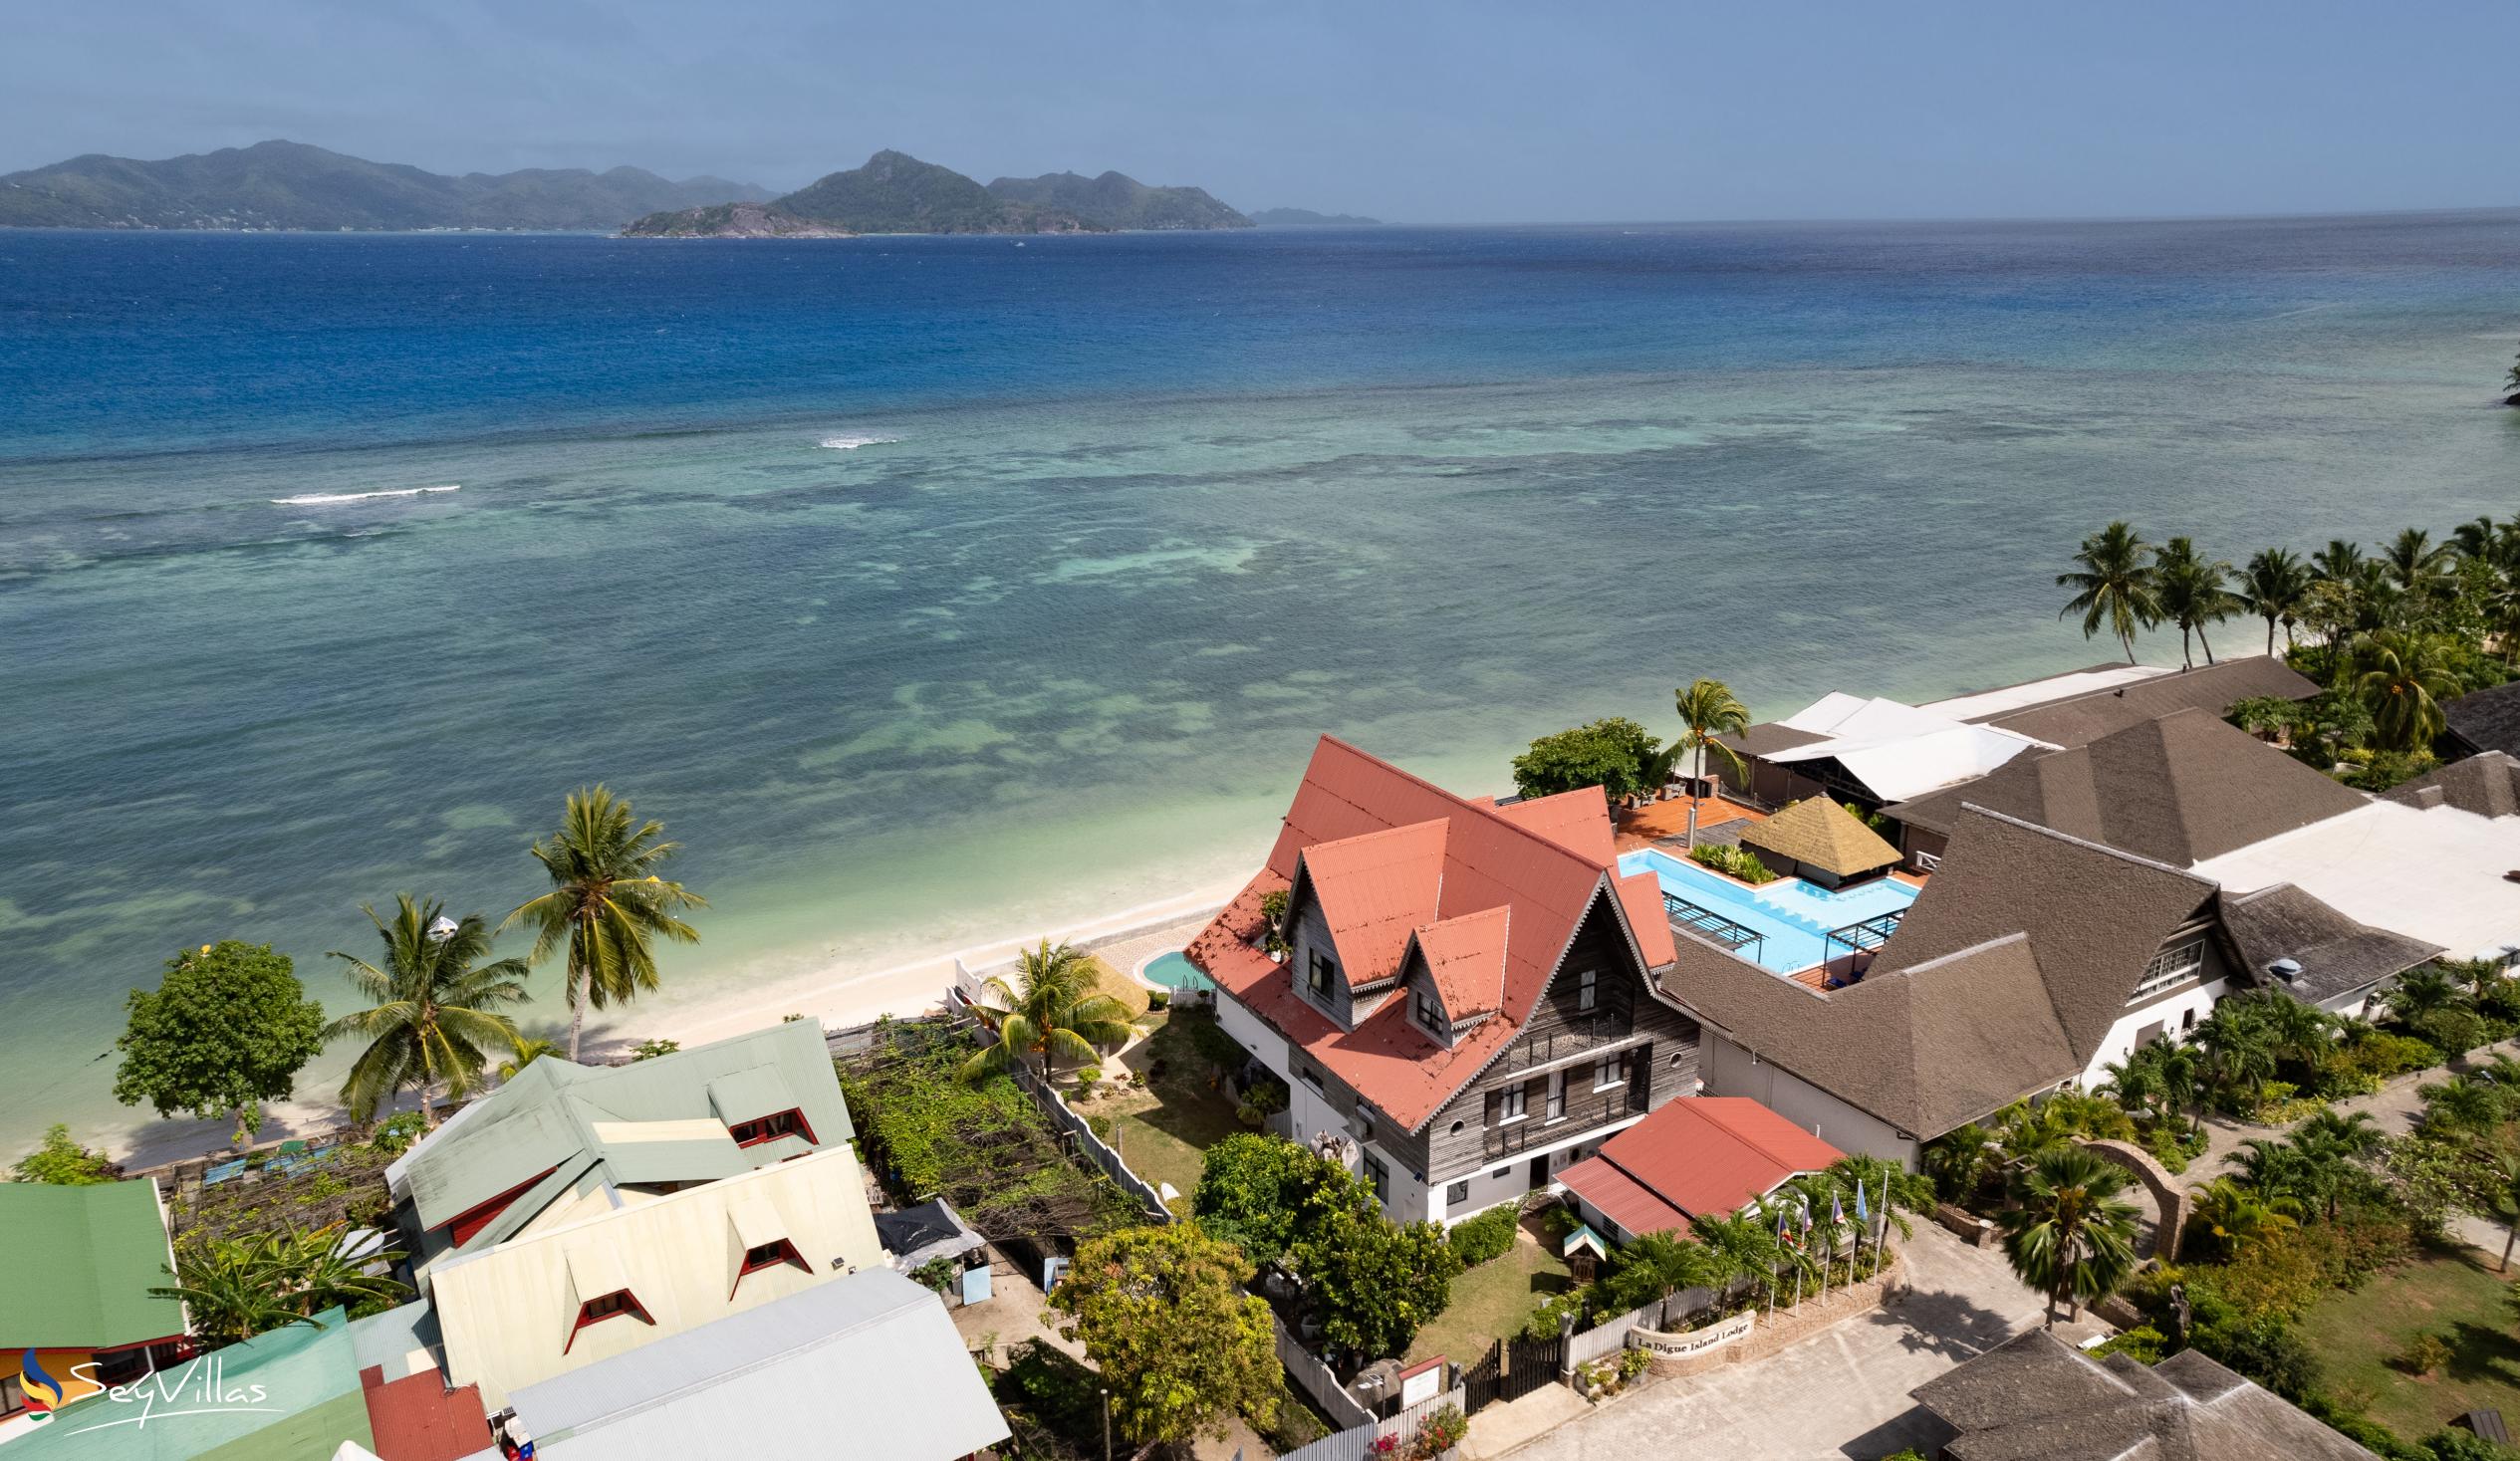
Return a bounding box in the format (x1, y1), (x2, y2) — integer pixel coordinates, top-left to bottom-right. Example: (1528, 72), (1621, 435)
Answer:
(1586, 1097), (1843, 1221)
(1299, 820), (1448, 987)
(505, 1271), (1007, 1461)
(1415, 906), (1508, 1020)
(1558, 1154), (1689, 1238)
(7, 1309), (366, 1461)
(0, 1177), (185, 1349)
(703, 1067), (798, 1125)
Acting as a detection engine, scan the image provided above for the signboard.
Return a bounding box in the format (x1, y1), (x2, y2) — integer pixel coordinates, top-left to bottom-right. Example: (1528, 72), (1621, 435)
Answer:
(1395, 1357), (1445, 1410)
(1632, 1309), (1756, 1359)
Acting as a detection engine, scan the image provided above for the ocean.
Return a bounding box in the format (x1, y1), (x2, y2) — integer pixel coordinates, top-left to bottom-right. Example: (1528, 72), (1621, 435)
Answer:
(4, 215), (2517, 1157)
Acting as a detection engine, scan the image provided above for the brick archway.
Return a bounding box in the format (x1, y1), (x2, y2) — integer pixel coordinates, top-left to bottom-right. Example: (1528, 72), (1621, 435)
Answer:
(2081, 1138), (2187, 1263)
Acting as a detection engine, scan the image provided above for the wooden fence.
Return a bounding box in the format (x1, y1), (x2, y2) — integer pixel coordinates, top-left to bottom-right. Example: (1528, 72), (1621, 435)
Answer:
(1276, 1384), (1469, 1461)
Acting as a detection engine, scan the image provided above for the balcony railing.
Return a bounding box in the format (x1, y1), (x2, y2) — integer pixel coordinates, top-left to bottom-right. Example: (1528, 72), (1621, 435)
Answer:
(1482, 1086), (1641, 1159)
(1491, 1009), (1634, 1073)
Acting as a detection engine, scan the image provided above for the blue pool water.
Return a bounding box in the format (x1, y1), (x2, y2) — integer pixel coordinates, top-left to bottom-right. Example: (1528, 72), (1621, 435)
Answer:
(1140, 951), (1212, 993)
(1617, 848), (1920, 974)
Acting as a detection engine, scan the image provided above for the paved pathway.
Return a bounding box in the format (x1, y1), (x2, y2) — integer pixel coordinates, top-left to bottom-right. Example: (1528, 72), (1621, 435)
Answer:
(2177, 1038), (2520, 1194)
(1493, 1225), (2097, 1461)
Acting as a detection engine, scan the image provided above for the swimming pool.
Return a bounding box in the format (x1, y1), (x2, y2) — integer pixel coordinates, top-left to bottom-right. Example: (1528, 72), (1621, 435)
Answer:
(1140, 951), (1213, 993)
(1616, 848), (1919, 975)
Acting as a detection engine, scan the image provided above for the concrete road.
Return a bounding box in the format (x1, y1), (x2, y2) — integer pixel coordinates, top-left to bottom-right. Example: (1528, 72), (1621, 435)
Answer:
(1501, 1223), (2098, 1460)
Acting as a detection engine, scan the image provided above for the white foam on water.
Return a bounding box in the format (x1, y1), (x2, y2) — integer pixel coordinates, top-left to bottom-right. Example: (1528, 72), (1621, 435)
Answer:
(270, 485), (461, 506)
(818, 435), (900, 450)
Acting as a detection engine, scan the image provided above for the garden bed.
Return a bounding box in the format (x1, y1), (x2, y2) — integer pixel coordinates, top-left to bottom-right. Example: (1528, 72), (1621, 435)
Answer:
(2298, 1246), (2520, 1441)
(164, 1137), (398, 1250)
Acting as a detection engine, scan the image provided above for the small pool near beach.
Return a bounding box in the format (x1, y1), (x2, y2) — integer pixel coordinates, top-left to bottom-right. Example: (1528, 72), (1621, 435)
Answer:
(1617, 848), (1919, 976)
(1140, 951), (1213, 993)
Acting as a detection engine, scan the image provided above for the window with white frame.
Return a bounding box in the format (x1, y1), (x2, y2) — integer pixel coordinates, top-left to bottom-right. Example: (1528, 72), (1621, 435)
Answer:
(1307, 949), (1337, 999)
(1445, 1180), (1469, 1206)
(1595, 1051), (1631, 1092)
(1546, 1071), (1566, 1121)
(2129, 940), (2207, 1003)
(1497, 1086), (1526, 1123)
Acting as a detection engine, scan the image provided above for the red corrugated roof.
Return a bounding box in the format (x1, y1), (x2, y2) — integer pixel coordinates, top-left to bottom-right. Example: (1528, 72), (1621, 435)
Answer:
(1298, 820), (1448, 988)
(1415, 906), (1509, 1021)
(361, 1365), (490, 1461)
(1564, 1098), (1843, 1232)
(1190, 735), (1675, 1132)
(1558, 1154), (1689, 1238)
(1616, 870), (1677, 967)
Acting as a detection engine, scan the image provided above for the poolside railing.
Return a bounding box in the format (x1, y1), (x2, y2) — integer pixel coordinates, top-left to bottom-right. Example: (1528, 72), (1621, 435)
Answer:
(1662, 891), (1767, 964)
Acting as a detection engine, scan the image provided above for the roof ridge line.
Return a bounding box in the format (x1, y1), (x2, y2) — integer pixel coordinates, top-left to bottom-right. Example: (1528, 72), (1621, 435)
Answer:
(1956, 803), (2216, 885)
(1314, 734), (1612, 873)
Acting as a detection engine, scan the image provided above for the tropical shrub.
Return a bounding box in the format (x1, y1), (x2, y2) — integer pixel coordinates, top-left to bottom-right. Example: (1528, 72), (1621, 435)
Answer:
(2090, 1326), (2167, 1363)
(1407, 1401), (1468, 1459)
(1447, 1205), (1520, 1268)
(366, 1109), (429, 1155)
(10, 1124), (119, 1184)
(2394, 1331), (2453, 1376)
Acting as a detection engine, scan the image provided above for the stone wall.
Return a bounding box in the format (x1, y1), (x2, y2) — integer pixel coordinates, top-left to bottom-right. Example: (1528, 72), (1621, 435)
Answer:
(2082, 1138), (2188, 1263)
(1932, 1202), (1998, 1248)
(1637, 1253), (1903, 1378)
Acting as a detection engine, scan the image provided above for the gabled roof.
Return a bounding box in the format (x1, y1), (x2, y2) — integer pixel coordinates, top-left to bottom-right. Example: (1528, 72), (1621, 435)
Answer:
(1661, 809), (2219, 1139)
(1974, 655), (2320, 749)
(1737, 798), (1902, 877)
(1413, 906), (1509, 1023)
(1295, 820), (1448, 990)
(494, 1270), (1009, 1461)
(1558, 1097), (1842, 1237)
(389, 1020), (851, 1273)
(8, 1309), (369, 1461)
(1912, 1328), (2378, 1461)
(2445, 680), (2520, 758)
(1886, 708), (2369, 864)
(1494, 788), (1619, 861)
(2219, 883), (2442, 1007)
(1747, 694), (2050, 803)
(2386, 750), (2520, 819)
(0, 1177), (185, 1349)
(1187, 736), (1683, 1132)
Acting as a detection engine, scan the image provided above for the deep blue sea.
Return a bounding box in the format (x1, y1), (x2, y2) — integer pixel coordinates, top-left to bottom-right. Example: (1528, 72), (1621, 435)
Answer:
(5, 217), (2517, 1156)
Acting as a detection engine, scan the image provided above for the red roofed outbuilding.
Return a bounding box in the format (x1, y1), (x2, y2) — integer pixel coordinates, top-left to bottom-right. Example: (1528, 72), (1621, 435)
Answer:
(1557, 1097), (1844, 1242)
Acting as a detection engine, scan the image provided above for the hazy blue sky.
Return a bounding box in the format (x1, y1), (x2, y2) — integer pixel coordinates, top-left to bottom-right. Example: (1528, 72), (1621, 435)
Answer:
(6, 1), (2515, 222)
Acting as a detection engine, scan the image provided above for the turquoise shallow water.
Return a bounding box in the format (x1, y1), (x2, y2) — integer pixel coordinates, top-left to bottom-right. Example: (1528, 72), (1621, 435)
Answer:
(3, 218), (2517, 1155)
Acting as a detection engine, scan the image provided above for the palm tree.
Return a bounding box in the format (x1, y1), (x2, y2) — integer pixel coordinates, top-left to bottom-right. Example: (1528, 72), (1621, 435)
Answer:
(154, 1225), (408, 1345)
(2057, 522), (2161, 664)
(2287, 1108), (2382, 1219)
(2101, 1051), (2165, 1123)
(2153, 537), (2239, 667)
(1924, 1123), (1994, 1205)
(2237, 548), (2313, 655)
(2390, 965), (2464, 1025)
(504, 787), (706, 1061)
(498, 1037), (564, 1083)
(1689, 1208), (1783, 1307)
(2224, 1138), (2317, 1216)
(1997, 1147), (2143, 1329)
(2451, 516), (2507, 566)
(2188, 1178), (2298, 1261)
(2383, 527), (2456, 603)
(2417, 1077), (2504, 1136)
(2149, 1037), (2205, 1135)
(324, 897), (532, 1128)
(2488, 1152), (2520, 1273)
(2350, 629), (2463, 752)
(1671, 678), (1751, 847)
(958, 940), (1138, 1085)
(2192, 1004), (2278, 1110)
(2311, 539), (2367, 586)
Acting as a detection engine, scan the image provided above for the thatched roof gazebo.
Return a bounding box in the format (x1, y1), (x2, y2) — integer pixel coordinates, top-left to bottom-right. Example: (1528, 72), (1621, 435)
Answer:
(1737, 799), (1901, 887)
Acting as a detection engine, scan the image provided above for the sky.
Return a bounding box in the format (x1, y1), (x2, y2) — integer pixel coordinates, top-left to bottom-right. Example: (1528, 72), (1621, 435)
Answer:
(5, 1), (2517, 223)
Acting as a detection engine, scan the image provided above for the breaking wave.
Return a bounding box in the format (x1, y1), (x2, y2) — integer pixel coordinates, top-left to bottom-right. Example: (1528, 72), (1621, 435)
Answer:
(270, 485), (461, 506)
(817, 435), (899, 450)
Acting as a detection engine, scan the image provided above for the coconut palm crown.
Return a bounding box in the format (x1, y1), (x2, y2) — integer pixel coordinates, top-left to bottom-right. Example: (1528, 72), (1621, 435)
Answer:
(1996, 1146), (2143, 1329)
(2057, 522), (2161, 664)
(1672, 677), (1751, 848)
(503, 786), (705, 1061)
(959, 939), (1138, 1085)
(324, 895), (532, 1127)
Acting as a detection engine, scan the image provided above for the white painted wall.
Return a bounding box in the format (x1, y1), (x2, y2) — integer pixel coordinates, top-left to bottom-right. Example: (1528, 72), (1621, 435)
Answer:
(1701, 1036), (1919, 1167)
(1215, 990), (1290, 1078)
(1421, 1116), (1643, 1224)
(2072, 980), (2229, 1090)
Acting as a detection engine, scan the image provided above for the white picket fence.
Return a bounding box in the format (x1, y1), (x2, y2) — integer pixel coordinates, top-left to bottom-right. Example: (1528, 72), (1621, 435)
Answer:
(1003, 1061), (1171, 1217)
(1277, 1385), (1469, 1461)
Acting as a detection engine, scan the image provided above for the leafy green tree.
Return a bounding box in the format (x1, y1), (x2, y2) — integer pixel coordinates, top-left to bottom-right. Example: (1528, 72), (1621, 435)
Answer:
(2507, 346), (2520, 393)
(324, 896), (531, 1128)
(2153, 536), (2239, 667)
(9, 1124), (119, 1184)
(1996, 1147), (2142, 1328)
(1296, 1199), (1460, 1358)
(958, 939), (1136, 1085)
(2350, 629), (2463, 752)
(1672, 678), (1752, 848)
(154, 1223), (408, 1348)
(1192, 1132), (1326, 1267)
(2192, 1001), (2279, 1110)
(2187, 1178), (2296, 1261)
(1510, 716), (1662, 803)
(114, 941), (325, 1148)
(504, 786), (705, 1061)
(1046, 1223), (1281, 1446)
(1592, 1230), (1728, 1318)
(2057, 522), (2161, 664)
(1923, 1122), (1994, 1203)
(2237, 548), (2313, 655)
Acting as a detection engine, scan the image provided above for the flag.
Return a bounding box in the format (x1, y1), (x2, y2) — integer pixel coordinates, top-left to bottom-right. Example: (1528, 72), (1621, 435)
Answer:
(1831, 1193), (1845, 1228)
(1855, 1181), (1870, 1224)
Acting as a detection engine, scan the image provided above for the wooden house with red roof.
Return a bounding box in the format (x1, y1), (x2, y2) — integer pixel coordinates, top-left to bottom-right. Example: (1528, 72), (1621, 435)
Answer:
(1185, 735), (1705, 1225)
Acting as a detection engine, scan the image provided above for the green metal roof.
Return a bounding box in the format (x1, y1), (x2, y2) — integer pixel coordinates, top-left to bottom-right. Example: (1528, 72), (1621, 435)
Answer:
(8, 1308), (368, 1461)
(0, 1179), (185, 1350)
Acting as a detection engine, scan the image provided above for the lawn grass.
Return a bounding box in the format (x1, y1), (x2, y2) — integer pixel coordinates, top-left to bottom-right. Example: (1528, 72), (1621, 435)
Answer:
(1092, 1007), (1248, 1202)
(2299, 1246), (2520, 1440)
(1405, 1222), (1575, 1367)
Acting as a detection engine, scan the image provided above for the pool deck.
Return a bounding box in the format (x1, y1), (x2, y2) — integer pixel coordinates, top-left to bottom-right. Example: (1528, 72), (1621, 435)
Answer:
(1615, 793), (1765, 852)
(1099, 913), (1218, 986)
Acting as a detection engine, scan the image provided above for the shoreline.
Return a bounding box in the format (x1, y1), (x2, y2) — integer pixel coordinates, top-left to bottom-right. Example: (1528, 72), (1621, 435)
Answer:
(107, 870), (1246, 1173)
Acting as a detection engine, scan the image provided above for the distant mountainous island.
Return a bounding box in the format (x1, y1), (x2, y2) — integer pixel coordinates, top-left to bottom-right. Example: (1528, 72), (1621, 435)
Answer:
(624, 150), (1252, 237)
(0, 139), (769, 231)
(1249, 207), (1383, 226)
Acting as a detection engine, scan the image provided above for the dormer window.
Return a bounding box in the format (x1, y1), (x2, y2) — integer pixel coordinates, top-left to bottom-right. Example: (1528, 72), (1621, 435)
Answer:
(727, 1108), (816, 1147)
(1576, 969), (1599, 1012)
(1412, 986), (1443, 1035)
(733, 1237), (809, 1295)
(566, 1289), (653, 1351)
(1307, 950), (1337, 999)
